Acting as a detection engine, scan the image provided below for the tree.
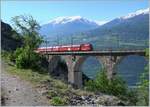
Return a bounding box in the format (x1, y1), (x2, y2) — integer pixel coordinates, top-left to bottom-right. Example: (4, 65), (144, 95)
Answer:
(11, 15), (43, 50)
(11, 15), (43, 69)
(85, 69), (128, 96)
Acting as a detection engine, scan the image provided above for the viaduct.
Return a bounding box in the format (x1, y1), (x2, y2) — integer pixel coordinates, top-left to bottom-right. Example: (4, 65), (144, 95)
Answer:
(41, 50), (146, 88)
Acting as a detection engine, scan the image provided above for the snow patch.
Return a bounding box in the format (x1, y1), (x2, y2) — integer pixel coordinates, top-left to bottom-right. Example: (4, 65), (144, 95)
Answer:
(94, 20), (109, 25)
(120, 8), (149, 19)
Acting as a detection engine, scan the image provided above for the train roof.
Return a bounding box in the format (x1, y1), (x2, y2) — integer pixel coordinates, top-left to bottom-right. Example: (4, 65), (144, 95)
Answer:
(38, 44), (81, 49)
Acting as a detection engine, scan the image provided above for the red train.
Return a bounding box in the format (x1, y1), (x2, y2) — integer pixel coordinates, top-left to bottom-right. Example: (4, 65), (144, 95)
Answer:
(36, 43), (93, 53)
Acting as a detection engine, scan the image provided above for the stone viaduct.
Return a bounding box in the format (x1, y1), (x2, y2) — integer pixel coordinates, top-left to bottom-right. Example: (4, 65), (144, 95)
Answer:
(41, 50), (146, 88)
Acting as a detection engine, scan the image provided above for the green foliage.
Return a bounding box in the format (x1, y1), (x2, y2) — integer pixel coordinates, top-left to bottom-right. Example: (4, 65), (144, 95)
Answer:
(145, 48), (149, 58)
(15, 46), (41, 69)
(16, 48), (30, 69)
(8, 48), (24, 62)
(136, 87), (149, 106)
(109, 76), (128, 96)
(8, 52), (16, 62)
(11, 15), (43, 50)
(85, 69), (128, 96)
(118, 88), (138, 106)
(10, 15), (44, 70)
(2, 50), (16, 63)
(48, 90), (57, 97)
(50, 97), (66, 106)
(135, 48), (149, 106)
(1, 50), (10, 59)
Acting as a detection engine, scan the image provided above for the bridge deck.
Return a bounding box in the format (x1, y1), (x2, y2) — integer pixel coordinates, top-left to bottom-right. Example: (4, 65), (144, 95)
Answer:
(42, 50), (145, 56)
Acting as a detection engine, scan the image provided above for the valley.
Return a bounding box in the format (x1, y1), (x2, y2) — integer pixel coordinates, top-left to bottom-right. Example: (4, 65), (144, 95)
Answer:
(1, 1), (149, 106)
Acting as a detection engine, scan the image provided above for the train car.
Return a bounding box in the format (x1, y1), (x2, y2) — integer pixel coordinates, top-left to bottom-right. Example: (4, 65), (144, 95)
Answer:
(52, 46), (59, 51)
(35, 47), (45, 53)
(36, 47), (53, 53)
(80, 44), (93, 51)
(36, 43), (93, 53)
(70, 45), (81, 51)
(58, 45), (80, 52)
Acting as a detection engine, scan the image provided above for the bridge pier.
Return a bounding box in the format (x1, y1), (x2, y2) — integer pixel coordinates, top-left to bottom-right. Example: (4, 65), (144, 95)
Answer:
(64, 56), (83, 88)
(101, 56), (121, 79)
(68, 71), (82, 88)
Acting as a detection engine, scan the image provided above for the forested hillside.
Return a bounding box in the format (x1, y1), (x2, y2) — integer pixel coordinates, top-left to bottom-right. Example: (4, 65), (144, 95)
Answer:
(1, 21), (22, 51)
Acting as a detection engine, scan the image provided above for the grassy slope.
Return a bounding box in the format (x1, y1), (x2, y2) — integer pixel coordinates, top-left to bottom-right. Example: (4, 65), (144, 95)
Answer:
(3, 59), (93, 105)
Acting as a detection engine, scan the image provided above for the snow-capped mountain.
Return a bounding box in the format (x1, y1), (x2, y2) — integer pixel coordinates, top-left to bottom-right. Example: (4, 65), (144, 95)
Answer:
(40, 8), (149, 49)
(39, 16), (100, 38)
(119, 8), (149, 19)
(84, 8), (149, 49)
(49, 16), (98, 25)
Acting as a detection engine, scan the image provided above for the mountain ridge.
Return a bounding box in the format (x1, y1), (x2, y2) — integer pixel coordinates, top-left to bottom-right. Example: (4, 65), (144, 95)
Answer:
(39, 16), (100, 38)
(119, 8), (149, 20)
(40, 8), (149, 50)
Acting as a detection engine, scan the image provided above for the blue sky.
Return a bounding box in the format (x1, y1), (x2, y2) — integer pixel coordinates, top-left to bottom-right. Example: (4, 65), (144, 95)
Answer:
(1, 0), (148, 25)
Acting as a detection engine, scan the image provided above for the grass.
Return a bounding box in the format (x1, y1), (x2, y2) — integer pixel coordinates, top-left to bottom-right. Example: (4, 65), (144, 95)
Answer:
(3, 58), (64, 86)
(4, 60), (70, 105)
(6, 63), (50, 85)
(50, 96), (67, 106)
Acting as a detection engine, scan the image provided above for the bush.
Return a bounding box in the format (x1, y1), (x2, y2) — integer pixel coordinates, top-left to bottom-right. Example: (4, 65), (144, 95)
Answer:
(127, 89), (138, 105)
(108, 76), (127, 96)
(135, 48), (149, 106)
(136, 50), (149, 106)
(15, 46), (41, 69)
(16, 51), (29, 69)
(14, 48), (24, 58)
(85, 69), (128, 96)
(8, 48), (24, 63)
(50, 97), (66, 106)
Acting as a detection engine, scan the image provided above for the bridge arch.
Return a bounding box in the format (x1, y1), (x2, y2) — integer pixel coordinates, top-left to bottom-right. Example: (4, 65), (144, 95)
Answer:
(48, 55), (68, 81)
(114, 54), (148, 87)
(74, 56), (105, 73)
(71, 56), (105, 87)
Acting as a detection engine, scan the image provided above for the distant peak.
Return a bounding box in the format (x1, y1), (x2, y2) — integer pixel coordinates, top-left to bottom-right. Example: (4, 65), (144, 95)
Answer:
(45, 16), (100, 26)
(119, 8), (149, 19)
(54, 16), (82, 21)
